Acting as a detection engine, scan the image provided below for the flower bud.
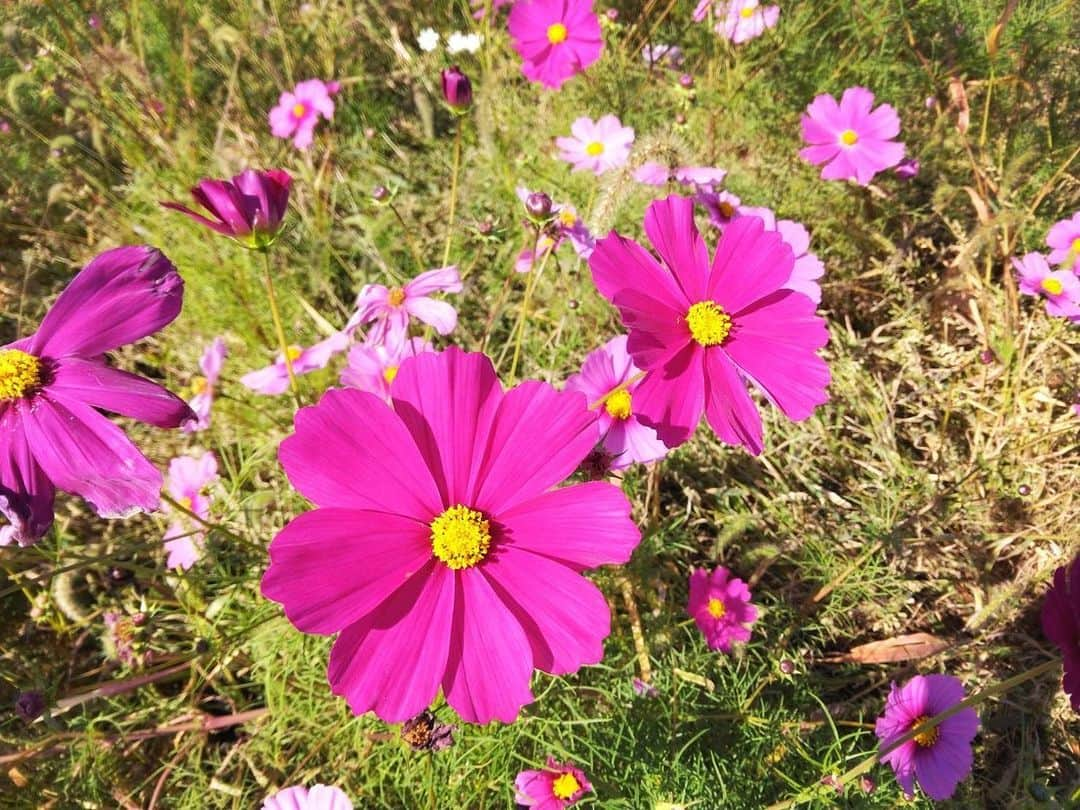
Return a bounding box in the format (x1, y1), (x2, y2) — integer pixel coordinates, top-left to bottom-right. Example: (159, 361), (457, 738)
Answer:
(372, 185), (389, 202)
(525, 192), (553, 219)
(441, 65), (472, 113)
(679, 73), (694, 89)
(15, 691), (46, 723)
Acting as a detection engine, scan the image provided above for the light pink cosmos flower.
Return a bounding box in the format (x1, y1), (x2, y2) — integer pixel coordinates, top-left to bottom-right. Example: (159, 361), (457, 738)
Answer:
(692, 0), (713, 21)
(262, 784), (353, 810)
(340, 336), (434, 401)
(241, 332), (352, 396)
(515, 757), (592, 808)
(1046, 211), (1080, 273)
(508, 0), (603, 90)
(564, 336), (668, 470)
(183, 337), (227, 433)
(261, 348), (640, 724)
(0, 246), (192, 547)
(346, 267), (462, 350)
(269, 79), (340, 150)
(633, 162), (728, 190)
(799, 87), (906, 186)
(589, 195), (830, 454)
(688, 566), (758, 652)
(1012, 252), (1080, 320)
(641, 43), (685, 69)
(717, 0), (780, 44)
(740, 206), (826, 304)
(162, 452), (218, 571)
(514, 187), (596, 267)
(874, 675), (980, 801)
(556, 115), (634, 175)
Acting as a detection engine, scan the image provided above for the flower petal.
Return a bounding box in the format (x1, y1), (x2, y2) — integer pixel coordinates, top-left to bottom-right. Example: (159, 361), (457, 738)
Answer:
(50, 357), (193, 428)
(643, 195), (710, 301)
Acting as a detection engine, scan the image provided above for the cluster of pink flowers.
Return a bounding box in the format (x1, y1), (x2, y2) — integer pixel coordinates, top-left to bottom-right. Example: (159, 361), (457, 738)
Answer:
(1011, 212), (1080, 323)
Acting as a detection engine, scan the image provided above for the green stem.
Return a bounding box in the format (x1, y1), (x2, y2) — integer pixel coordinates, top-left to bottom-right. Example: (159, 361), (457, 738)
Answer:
(442, 120), (463, 268)
(507, 228), (550, 381)
(261, 251), (300, 406)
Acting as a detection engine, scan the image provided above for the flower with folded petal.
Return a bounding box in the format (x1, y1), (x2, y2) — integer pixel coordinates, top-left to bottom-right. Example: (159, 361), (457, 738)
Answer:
(1012, 252), (1080, 320)
(183, 337), (227, 433)
(261, 348), (640, 724)
(874, 675), (979, 801)
(556, 115), (634, 175)
(718, 0), (780, 44)
(565, 336), (667, 469)
(1046, 211), (1080, 274)
(688, 566), (757, 652)
(262, 784), (353, 810)
(268, 79), (339, 150)
(162, 452), (218, 571)
(799, 87), (906, 186)
(241, 332), (351, 396)
(589, 195), (830, 453)
(341, 336), (434, 401)
(508, 0), (603, 90)
(740, 206), (826, 305)
(515, 757), (591, 808)
(346, 267), (462, 349)
(162, 169), (291, 249)
(1041, 554), (1079, 713)
(0, 247), (191, 545)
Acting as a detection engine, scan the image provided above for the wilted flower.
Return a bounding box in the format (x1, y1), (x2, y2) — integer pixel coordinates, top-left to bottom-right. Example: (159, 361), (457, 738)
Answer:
(688, 566), (758, 652)
(400, 710), (456, 751)
(515, 757), (592, 808)
(556, 115), (634, 175)
(799, 87), (906, 186)
(268, 79), (340, 150)
(162, 169), (292, 249)
(14, 690), (46, 723)
(508, 0), (603, 89)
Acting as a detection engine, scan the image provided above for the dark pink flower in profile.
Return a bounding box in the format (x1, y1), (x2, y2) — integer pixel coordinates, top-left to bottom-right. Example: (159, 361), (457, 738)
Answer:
(262, 784), (353, 810)
(346, 266), (462, 349)
(1046, 211), (1080, 274)
(1041, 554), (1079, 712)
(162, 169), (291, 249)
(182, 337), (227, 433)
(874, 674), (980, 801)
(688, 566), (757, 652)
(588, 195), (830, 454)
(0, 246), (191, 546)
(799, 87), (906, 186)
(508, 0), (603, 90)
(268, 79), (339, 150)
(515, 757), (592, 808)
(261, 349), (639, 724)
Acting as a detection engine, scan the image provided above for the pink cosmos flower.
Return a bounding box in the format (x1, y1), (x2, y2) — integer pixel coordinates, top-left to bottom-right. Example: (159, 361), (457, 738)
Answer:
(162, 452), (218, 571)
(641, 43), (685, 69)
(688, 566), (758, 652)
(717, 0), (780, 44)
(514, 187), (596, 266)
(183, 337), (227, 433)
(556, 115), (634, 175)
(1046, 211), (1080, 273)
(740, 206), (826, 304)
(564, 336), (668, 470)
(346, 266), (462, 349)
(508, 0), (603, 90)
(589, 195), (831, 454)
(261, 348), (640, 724)
(697, 189), (745, 229)
(340, 337), (434, 401)
(0, 246), (191, 547)
(894, 157), (920, 181)
(1012, 252), (1080, 320)
(241, 332), (352, 396)
(471, 0), (512, 19)
(1042, 554), (1079, 712)
(692, 0), (713, 21)
(515, 757), (592, 808)
(874, 675), (980, 801)
(162, 169), (291, 248)
(799, 87), (906, 186)
(269, 79), (340, 150)
(262, 784), (353, 810)
(633, 162), (727, 189)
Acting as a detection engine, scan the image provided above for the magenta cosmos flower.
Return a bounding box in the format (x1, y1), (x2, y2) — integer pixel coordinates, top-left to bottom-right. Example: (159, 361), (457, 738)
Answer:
(162, 452), (218, 571)
(268, 79), (339, 150)
(556, 115), (634, 175)
(1046, 211), (1080, 273)
(0, 246), (191, 546)
(688, 566), (757, 652)
(799, 87), (906, 186)
(262, 349), (639, 724)
(183, 337), (227, 433)
(262, 784), (353, 810)
(740, 206), (826, 305)
(508, 0), (603, 90)
(515, 757), (592, 808)
(1042, 554), (1080, 712)
(163, 169), (291, 249)
(241, 332), (351, 396)
(874, 674), (979, 801)
(588, 195), (830, 454)
(340, 336), (434, 401)
(346, 266), (462, 349)
(718, 0), (780, 44)
(1012, 252), (1080, 320)
(564, 336), (668, 470)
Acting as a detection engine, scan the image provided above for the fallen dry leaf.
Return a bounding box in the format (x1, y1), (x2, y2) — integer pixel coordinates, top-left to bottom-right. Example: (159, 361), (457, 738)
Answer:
(823, 632), (951, 664)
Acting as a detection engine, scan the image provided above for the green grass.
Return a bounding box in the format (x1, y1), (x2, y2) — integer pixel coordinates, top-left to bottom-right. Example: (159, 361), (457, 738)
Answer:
(1, 0), (1079, 807)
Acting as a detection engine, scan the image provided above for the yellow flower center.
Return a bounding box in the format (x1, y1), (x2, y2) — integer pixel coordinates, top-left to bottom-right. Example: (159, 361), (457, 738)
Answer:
(707, 598), (727, 619)
(0, 349), (42, 402)
(585, 141), (605, 157)
(383, 365), (399, 384)
(910, 716), (939, 748)
(740, 6), (754, 18)
(840, 129), (859, 146)
(1041, 277), (1064, 296)
(547, 22), (568, 44)
(558, 209), (578, 227)
(285, 345), (304, 363)
(190, 375), (209, 396)
(552, 772), (581, 800)
(685, 301), (732, 346)
(178, 496), (193, 511)
(430, 505), (491, 570)
(292, 102), (307, 119)
(1071, 237), (1080, 254)
(604, 388), (632, 420)
(718, 201), (735, 218)
(388, 287), (407, 307)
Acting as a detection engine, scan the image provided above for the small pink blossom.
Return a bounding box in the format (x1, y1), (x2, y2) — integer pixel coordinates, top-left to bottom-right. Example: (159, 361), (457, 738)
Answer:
(641, 43), (685, 68)
(556, 115), (634, 175)
(800, 87), (906, 186)
(717, 0), (780, 44)
(1046, 211), (1080, 274)
(508, 0), (603, 90)
(688, 566), (758, 652)
(269, 79), (339, 150)
(340, 337), (434, 401)
(515, 757), (592, 808)
(183, 337), (227, 433)
(162, 452), (219, 571)
(346, 266), (462, 349)
(241, 332), (352, 396)
(1012, 252), (1080, 320)
(697, 189), (745, 228)
(633, 162), (727, 190)
(262, 784), (353, 810)
(739, 206), (826, 304)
